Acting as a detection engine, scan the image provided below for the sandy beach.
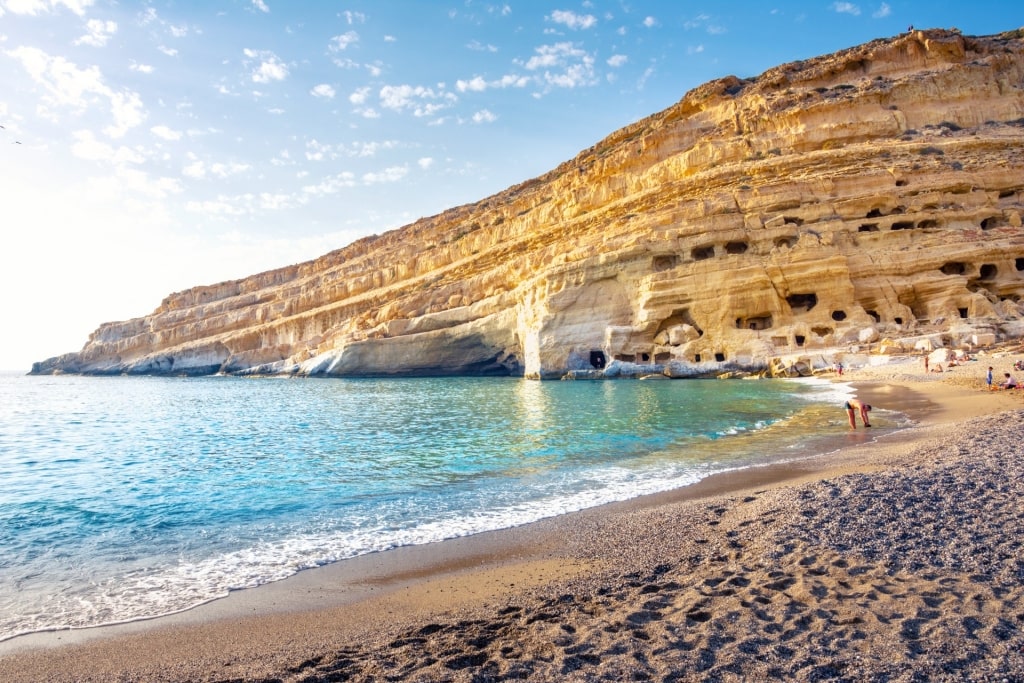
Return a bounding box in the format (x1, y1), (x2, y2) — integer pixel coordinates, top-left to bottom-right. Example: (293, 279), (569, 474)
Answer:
(1, 353), (1022, 682)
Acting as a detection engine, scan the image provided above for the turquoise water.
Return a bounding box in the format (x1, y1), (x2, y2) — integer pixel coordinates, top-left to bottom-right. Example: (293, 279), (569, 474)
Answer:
(0, 372), (878, 641)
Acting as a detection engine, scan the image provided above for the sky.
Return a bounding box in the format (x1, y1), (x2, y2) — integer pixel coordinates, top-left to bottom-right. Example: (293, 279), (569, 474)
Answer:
(1, 1), (1021, 371)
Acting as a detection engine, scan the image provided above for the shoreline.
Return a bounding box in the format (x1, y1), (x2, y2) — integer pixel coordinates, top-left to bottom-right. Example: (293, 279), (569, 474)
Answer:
(2, 357), (1022, 681)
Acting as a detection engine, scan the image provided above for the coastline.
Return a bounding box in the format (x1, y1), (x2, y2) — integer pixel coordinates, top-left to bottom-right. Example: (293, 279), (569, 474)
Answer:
(1, 356), (1022, 681)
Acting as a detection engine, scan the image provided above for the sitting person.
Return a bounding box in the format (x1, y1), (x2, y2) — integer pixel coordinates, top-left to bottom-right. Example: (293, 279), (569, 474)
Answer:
(1001, 372), (1018, 389)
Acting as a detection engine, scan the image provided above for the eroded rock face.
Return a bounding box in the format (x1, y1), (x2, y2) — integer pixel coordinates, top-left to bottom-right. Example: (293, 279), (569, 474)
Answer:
(32, 29), (1024, 379)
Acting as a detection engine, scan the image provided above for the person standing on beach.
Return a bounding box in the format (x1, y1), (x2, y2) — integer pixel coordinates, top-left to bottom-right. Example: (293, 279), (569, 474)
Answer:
(987, 366), (994, 389)
(844, 399), (872, 429)
(924, 356), (929, 372)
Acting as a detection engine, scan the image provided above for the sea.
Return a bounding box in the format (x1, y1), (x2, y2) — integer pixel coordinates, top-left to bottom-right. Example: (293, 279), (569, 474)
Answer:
(0, 371), (896, 643)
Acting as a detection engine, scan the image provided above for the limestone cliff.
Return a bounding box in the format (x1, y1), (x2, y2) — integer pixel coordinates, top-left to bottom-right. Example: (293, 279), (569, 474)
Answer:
(32, 28), (1024, 379)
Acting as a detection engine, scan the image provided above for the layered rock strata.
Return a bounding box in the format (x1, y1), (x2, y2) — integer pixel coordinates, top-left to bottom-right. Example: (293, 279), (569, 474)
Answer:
(32, 28), (1024, 379)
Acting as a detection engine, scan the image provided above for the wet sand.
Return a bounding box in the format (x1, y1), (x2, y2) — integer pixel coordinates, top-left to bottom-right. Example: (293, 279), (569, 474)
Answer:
(1, 356), (1022, 682)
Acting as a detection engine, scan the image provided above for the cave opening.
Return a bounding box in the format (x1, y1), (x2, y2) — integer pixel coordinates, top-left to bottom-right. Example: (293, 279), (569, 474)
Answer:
(787, 293), (818, 313)
(692, 245), (715, 261)
(590, 350), (606, 369)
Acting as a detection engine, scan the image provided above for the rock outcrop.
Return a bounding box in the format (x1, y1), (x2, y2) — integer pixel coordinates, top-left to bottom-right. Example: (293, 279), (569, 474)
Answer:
(32, 28), (1024, 379)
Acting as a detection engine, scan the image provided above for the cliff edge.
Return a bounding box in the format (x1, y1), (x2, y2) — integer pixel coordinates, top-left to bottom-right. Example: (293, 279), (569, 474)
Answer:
(32, 28), (1024, 379)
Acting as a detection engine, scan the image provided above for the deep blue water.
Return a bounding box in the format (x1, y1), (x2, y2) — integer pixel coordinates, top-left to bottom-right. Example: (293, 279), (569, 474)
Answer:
(0, 372), (874, 641)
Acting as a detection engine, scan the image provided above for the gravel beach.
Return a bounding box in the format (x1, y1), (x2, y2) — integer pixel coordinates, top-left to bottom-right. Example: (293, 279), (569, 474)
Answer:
(1, 354), (1022, 682)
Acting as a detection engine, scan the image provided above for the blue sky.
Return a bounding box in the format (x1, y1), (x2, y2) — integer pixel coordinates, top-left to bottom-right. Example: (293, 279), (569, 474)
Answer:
(1, 1), (1021, 370)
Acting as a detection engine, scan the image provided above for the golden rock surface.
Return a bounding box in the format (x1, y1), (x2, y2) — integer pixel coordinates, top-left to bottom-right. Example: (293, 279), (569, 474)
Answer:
(32, 29), (1024, 378)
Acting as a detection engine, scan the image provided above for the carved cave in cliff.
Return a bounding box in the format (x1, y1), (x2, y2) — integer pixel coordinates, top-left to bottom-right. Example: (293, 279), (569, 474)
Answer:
(654, 309), (704, 339)
(652, 255), (679, 272)
(692, 245), (715, 261)
(737, 315), (773, 330)
(787, 293), (818, 314)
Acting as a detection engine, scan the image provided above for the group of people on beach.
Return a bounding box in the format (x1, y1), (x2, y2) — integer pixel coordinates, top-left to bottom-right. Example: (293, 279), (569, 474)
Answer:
(843, 355), (1023, 429)
(987, 365), (1019, 389)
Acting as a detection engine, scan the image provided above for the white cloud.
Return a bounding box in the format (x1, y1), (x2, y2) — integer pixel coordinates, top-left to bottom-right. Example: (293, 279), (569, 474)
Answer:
(643, 16), (657, 28)
(349, 86), (371, 104)
(418, 157), (434, 170)
(362, 165), (408, 184)
(455, 74), (528, 92)
(330, 31), (359, 51)
(74, 19), (117, 47)
(521, 42), (597, 90)
(243, 48), (288, 83)
(183, 159), (206, 178)
(181, 158), (250, 179)
(252, 0), (269, 13)
(687, 44), (704, 55)
(471, 109), (496, 124)
(259, 192), (293, 210)
(549, 9), (597, 30)
(184, 198), (248, 216)
(456, 76), (487, 92)
(158, 45), (178, 57)
(351, 140), (396, 157)
(311, 83), (335, 98)
(7, 46), (146, 137)
(607, 54), (627, 67)
(497, 74), (529, 88)
(130, 62), (154, 74)
(684, 15), (705, 30)
(3, 0), (94, 16)
(343, 10), (365, 25)
(467, 40), (497, 52)
(151, 124), (181, 140)
(833, 2), (861, 15)
(303, 172), (357, 196)
(873, 2), (891, 18)
(305, 138), (330, 161)
(70, 129), (144, 165)
(379, 84), (456, 117)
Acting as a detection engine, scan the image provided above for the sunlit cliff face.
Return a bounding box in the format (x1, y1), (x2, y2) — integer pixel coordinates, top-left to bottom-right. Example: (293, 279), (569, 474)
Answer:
(33, 29), (1024, 379)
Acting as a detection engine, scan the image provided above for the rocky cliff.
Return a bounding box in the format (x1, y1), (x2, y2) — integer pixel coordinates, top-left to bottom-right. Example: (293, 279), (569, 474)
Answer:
(32, 28), (1024, 379)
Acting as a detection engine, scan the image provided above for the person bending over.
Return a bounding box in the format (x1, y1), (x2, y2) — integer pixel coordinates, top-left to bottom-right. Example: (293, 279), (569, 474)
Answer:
(844, 399), (872, 429)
